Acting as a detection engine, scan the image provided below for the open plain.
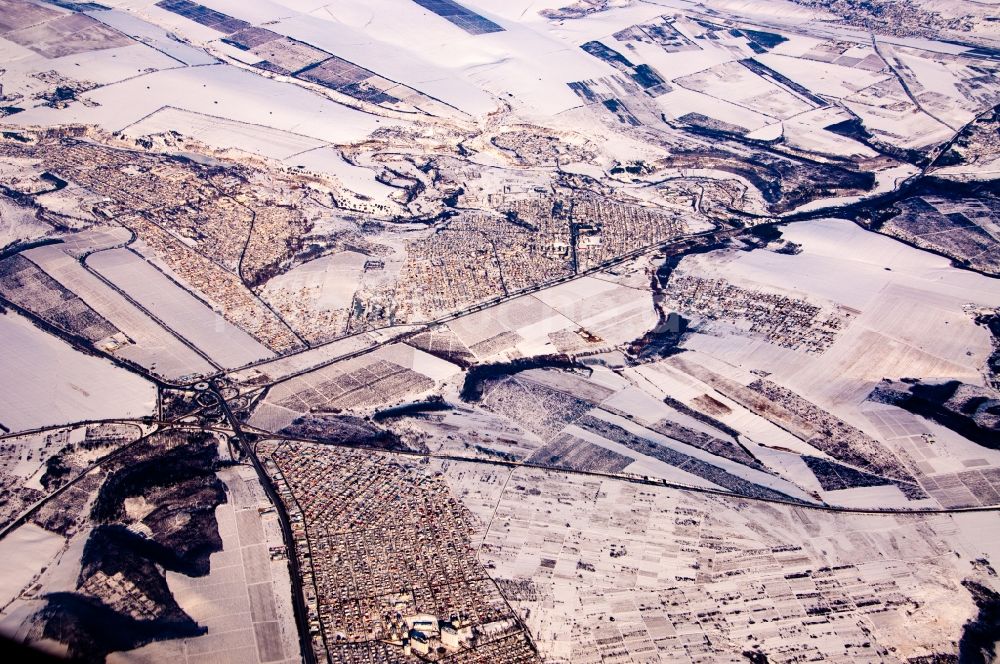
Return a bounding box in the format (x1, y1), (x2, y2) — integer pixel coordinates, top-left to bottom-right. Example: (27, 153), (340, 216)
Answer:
(1, 0), (999, 662)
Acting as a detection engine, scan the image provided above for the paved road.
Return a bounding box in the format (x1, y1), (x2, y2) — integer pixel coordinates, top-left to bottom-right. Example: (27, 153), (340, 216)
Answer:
(211, 387), (319, 664)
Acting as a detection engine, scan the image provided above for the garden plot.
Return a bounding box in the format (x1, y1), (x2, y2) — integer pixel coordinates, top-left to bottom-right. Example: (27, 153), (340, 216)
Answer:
(628, 361), (825, 458)
(239, 329), (410, 386)
(519, 366), (623, 404)
(609, 25), (734, 81)
(532, 275), (657, 347)
(844, 78), (956, 148)
(412, 402), (549, 460)
(653, 219), (1000, 502)
(541, 2), (691, 46)
(53, 227), (132, 257)
(278, 0), (605, 116)
(248, 35), (328, 73)
(860, 402), (1000, 510)
(0, 38), (178, 90)
(265, 12), (498, 116)
(446, 296), (576, 360)
(781, 106), (878, 158)
(142, 0), (241, 43)
(154, 0), (250, 33)
(0, 422), (140, 495)
(248, 343), (459, 431)
(461, 360), (815, 500)
(0, 198), (49, 248)
(890, 47), (980, 126)
(408, 0), (504, 35)
(471, 465), (986, 662)
(627, 359), (842, 486)
(673, 219), (998, 354)
(564, 422), (725, 490)
(860, 401), (1000, 478)
(87, 248), (274, 369)
(0, 254), (119, 345)
(0, 20), (181, 106)
(571, 409), (811, 499)
(260, 251), (366, 321)
(0, 0), (60, 32)
(212, 20), (461, 115)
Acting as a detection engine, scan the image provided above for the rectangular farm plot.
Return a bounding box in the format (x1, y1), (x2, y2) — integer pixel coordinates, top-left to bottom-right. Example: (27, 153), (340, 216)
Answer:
(249, 37), (329, 75)
(251, 344), (459, 430)
(296, 56), (402, 105)
(273, 359), (434, 413)
(86, 248), (274, 369)
(1, 7), (131, 58)
(154, 0), (249, 34)
(409, 0), (504, 35)
(613, 18), (699, 53)
(224, 27), (409, 108)
(297, 56), (372, 88)
(119, 107), (327, 161)
(0, 0), (60, 32)
(674, 61), (814, 120)
(0, 254), (119, 344)
(224, 26), (281, 50)
(24, 244), (215, 380)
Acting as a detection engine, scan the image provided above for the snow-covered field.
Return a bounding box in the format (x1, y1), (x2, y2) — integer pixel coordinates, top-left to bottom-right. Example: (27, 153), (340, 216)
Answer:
(11, 64), (389, 142)
(1, 0), (999, 661)
(0, 310), (155, 432)
(26, 243), (216, 380)
(87, 248), (275, 369)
